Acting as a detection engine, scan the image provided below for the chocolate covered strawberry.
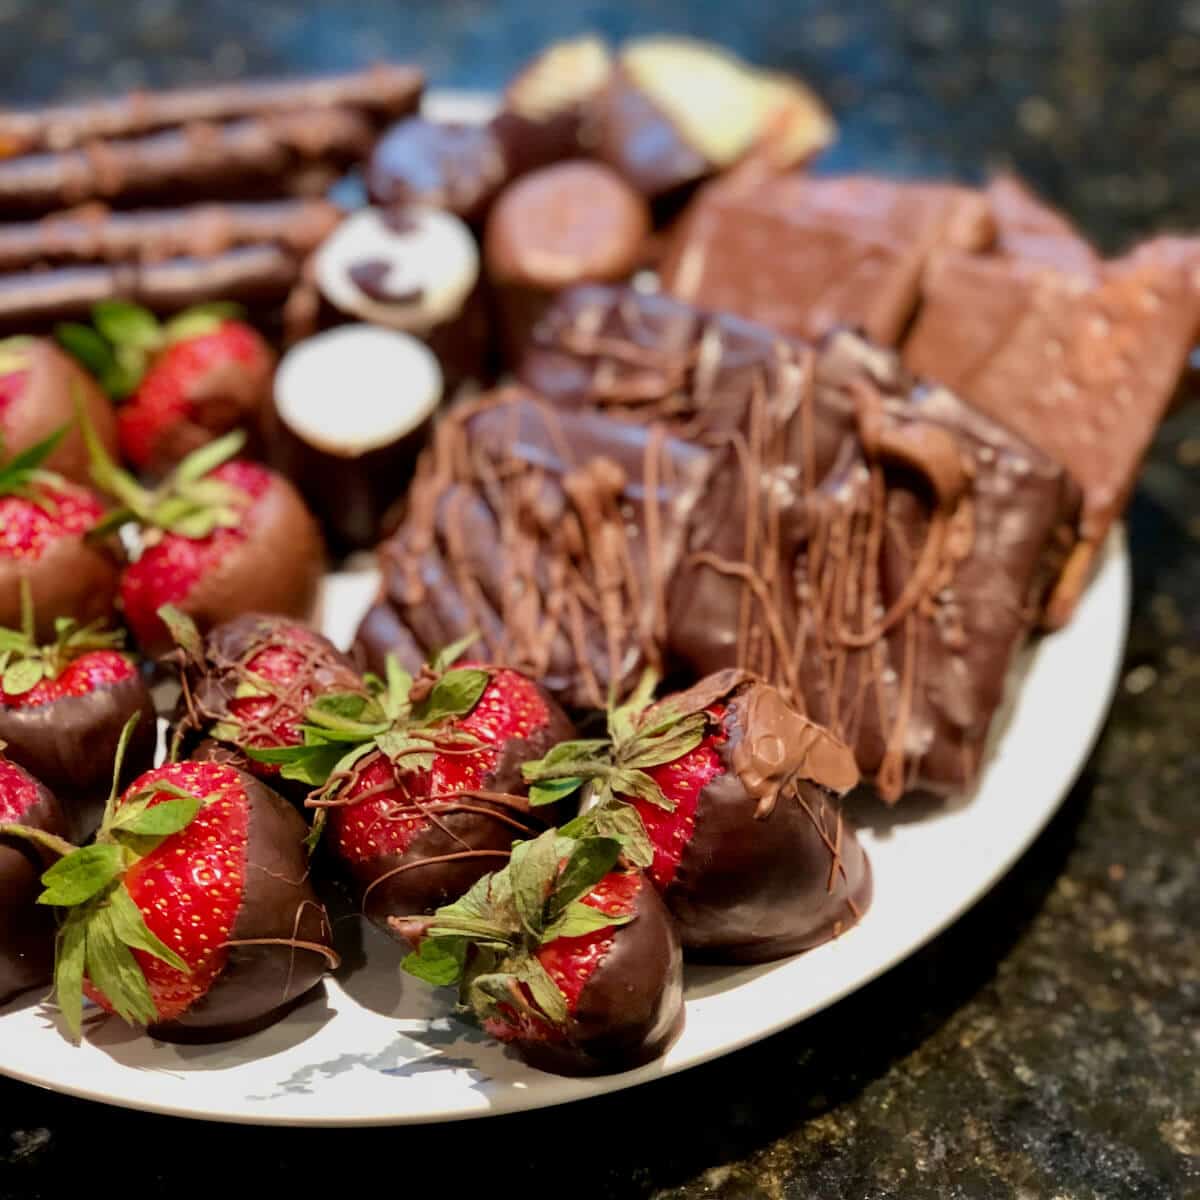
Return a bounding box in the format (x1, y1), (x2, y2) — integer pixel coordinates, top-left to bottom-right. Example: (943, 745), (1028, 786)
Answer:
(399, 827), (683, 1076)
(0, 733), (337, 1042)
(0, 427), (121, 640)
(82, 418), (324, 658)
(0, 597), (155, 842)
(0, 753), (67, 1004)
(168, 608), (365, 796)
(58, 301), (274, 477)
(248, 643), (574, 929)
(0, 335), (118, 486)
(523, 669), (872, 962)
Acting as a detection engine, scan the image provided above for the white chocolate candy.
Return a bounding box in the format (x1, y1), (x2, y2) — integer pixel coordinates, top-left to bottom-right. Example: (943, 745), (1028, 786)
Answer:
(275, 324), (443, 457)
(315, 205), (480, 334)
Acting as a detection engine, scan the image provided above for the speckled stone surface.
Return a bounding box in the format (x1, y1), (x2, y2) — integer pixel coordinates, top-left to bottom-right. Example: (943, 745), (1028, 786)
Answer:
(1, 3), (1198, 1198)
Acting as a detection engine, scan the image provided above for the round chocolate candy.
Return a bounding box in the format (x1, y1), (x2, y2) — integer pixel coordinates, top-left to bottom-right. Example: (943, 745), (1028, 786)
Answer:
(269, 324), (443, 551)
(483, 160), (651, 362)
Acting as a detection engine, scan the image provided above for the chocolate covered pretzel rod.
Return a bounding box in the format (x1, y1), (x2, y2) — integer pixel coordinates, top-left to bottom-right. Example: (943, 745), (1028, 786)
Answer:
(0, 244), (301, 333)
(0, 63), (423, 157)
(0, 199), (341, 270)
(0, 109), (373, 217)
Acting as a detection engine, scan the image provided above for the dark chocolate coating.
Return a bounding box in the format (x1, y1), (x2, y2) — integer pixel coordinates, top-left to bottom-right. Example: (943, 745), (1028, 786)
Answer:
(0, 671), (157, 844)
(352, 389), (715, 712)
(0, 338), (119, 487)
(0, 110), (375, 219)
(0, 765), (67, 1005)
(149, 771), (333, 1042)
(0, 245), (304, 335)
(666, 682), (871, 962)
(265, 384), (435, 555)
(0, 199), (341, 272)
(139, 471), (325, 659)
(514, 874), (684, 1077)
(367, 118), (509, 227)
(346, 689), (575, 933)
(0, 64), (423, 157)
(175, 612), (363, 802)
(0, 517), (121, 645)
(593, 62), (712, 203)
(351, 602), (427, 680)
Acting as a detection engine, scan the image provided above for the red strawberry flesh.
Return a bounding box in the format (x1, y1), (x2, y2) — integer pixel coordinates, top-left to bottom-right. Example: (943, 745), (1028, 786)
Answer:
(0, 650), (136, 710)
(0, 757), (40, 821)
(329, 666), (552, 864)
(483, 870), (643, 1044)
(0, 484), (103, 562)
(84, 761), (249, 1023)
(118, 322), (270, 469)
(119, 459), (271, 647)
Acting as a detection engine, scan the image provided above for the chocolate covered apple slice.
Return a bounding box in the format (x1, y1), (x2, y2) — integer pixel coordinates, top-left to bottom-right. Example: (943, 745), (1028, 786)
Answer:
(523, 670), (871, 962)
(268, 325), (443, 550)
(0, 753), (66, 1004)
(399, 826), (683, 1076)
(0, 599), (154, 842)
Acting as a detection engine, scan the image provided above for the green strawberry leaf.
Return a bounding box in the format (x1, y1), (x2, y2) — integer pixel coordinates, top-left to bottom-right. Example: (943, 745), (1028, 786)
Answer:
(383, 655), (413, 720)
(620, 713), (708, 770)
(520, 739), (610, 782)
(543, 898), (633, 942)
(507, 829), (562, 938)
(610, 767), (672, 810)
(92, 300), (161, 351)
(607, 668), (659, 742)
(303, 807), (326, 856)
(105, 884), (189, 973)
(2, 657), (44, 695)
(157, 604), (204, 659)
(373, 730), (436, 773)
(108, 795), (202, 838)
(55, 322), (119, 388)
(0, 424), (69, 483)
(546, 835), (623, 923)
(429, 632), (480, 674)
(83, 903), (159, 1027)
(172, 430), (246, 484)
(528, 777), (584, 807)
(53, 910), (88, 1041)
(100, 713), (152, 831)
(401, 936), (468, 987)
(37, 844), (124, 907)
(417, 667), (489, 725)
(162, 302), (243, 343)
(513, 956), (568, 1026)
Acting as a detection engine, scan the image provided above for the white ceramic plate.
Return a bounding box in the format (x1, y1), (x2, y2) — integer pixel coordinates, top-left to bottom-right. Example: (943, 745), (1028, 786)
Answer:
(0, 528), (1130, 1125)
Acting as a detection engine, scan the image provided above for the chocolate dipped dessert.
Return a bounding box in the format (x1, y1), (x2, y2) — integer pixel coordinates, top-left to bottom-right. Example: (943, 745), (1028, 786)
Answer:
(0, 754), (66, 1005)
(269, 325), (442, 552)
(523, 669), (871, 962)
(0, 613), (155, 843)
(313, 205), (490, 394)
(399, 827), (684, 1077)
(354, 389), (715, 711)
(484, 161), (651, 363)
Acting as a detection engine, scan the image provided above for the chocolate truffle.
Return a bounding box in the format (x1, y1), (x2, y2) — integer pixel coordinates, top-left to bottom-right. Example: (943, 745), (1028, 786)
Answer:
(313, 205), (490, 393)
(484, 161), (651, 364)
(0, 755), (66, 1005)
(268, 324), (443, 551)
(366, 117), (509, 227)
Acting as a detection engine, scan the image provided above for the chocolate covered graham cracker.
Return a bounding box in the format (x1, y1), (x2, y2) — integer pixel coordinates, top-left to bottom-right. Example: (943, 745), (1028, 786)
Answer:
(903, 237), (1200, 625)
(669, 330), (1080, 801)
(353, 389), (715, 711)
(660, 173), (994, 346)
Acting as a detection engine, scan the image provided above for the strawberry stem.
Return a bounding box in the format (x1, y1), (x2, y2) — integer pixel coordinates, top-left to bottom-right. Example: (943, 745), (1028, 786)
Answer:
(0, 823), (77, 860)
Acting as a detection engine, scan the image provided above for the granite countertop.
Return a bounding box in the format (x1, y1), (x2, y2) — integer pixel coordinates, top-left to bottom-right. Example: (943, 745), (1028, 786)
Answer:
(1, 3), (1197, 1197)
